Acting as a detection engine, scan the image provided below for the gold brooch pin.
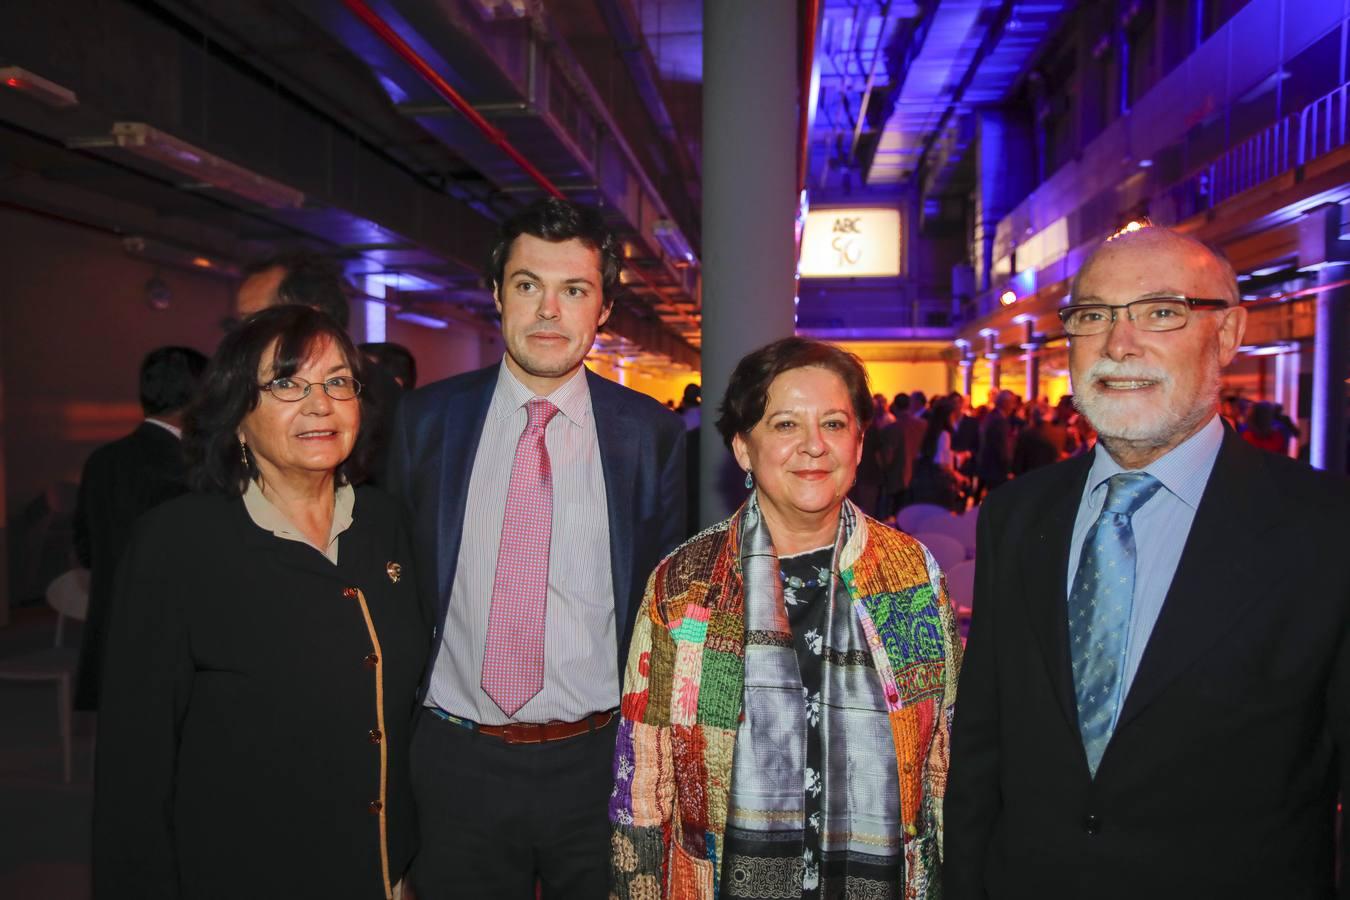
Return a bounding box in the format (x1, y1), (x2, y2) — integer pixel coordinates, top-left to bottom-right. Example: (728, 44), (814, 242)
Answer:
(386, 562), (402, 584)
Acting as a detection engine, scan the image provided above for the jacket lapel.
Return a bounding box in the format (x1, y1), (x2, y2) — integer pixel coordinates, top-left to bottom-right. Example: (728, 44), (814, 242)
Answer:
(1022, 453), (1093, 732)
(589, 370), (639, 650)
(1114, 432), (1278, 730)
(434, 371), (495, 612)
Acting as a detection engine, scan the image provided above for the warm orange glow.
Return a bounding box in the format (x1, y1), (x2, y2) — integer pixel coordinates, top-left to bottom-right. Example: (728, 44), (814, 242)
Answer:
(999, 290), (1018, 307)
(191, 256), (213, 268)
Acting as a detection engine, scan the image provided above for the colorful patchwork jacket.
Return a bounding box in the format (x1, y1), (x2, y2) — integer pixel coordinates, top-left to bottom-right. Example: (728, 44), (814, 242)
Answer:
(609, 499), (960, 899)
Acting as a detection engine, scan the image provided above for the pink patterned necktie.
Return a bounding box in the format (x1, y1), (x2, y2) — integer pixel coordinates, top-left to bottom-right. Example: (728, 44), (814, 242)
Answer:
(482, 398), (560, 718)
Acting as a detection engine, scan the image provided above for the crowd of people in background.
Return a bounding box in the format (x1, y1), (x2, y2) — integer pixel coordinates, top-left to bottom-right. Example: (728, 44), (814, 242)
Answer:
(847, 387), (1097, 519)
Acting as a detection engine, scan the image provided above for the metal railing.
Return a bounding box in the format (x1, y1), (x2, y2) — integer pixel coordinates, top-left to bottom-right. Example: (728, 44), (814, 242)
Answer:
(966, 79), (1350, 333)
(1298, 82), (1349, 166)
(1171, 79), (1350, 218)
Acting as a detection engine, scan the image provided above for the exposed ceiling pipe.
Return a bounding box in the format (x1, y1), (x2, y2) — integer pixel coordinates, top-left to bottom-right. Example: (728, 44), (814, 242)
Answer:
(798, 0), (823, 195)
(341, 0), (564, 200)
(912, 0), (1015, 186)
(339, 0), (698, 367)
(847, 0), (894, 167)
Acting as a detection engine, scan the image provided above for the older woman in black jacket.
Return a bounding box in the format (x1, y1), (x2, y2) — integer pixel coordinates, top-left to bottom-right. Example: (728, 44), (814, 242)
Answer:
(94, 306), (426, 900)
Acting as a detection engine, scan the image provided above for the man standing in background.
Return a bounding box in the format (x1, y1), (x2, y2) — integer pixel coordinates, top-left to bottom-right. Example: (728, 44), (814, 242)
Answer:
(73, 346), (206, 710)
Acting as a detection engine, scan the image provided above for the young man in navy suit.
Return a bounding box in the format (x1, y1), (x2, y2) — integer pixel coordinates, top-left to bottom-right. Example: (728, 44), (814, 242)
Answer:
(388, 199), (686, 899)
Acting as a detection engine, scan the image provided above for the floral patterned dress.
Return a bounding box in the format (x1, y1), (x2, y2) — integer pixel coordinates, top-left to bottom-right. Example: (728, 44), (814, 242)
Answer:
(778, 545), (833, 898)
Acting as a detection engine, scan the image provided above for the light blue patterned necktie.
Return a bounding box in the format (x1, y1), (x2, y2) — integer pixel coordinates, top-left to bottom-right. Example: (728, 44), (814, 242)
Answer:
(1069, 471), (1164, 776)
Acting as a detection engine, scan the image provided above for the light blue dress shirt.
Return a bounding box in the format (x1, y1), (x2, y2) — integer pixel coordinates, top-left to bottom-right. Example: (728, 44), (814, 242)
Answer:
(1065, 414), (1224, 726)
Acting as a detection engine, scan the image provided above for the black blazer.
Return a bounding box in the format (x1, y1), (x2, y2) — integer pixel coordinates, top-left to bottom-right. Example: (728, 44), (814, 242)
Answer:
(386, 364), (687, 688)
(946, 431), (1350, 899)
(73, 422), (189, 709)
(93, 488), (427, 900)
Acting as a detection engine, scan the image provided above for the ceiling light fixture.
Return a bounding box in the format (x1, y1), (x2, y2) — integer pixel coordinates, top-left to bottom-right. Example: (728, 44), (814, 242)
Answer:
(0, 66), (78, 108)
(393, 310), (449, 330)
(122, 236), (239, 278)
(653, 219), (696, 266)
(108, 123), (304, 209)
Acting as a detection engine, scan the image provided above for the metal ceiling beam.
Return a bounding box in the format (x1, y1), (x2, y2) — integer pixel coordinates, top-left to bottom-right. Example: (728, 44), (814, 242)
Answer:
(911, 0), (1015, 188)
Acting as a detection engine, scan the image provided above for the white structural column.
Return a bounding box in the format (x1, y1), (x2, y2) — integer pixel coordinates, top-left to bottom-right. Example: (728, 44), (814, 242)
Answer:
(1311, 270), (1348, 472)
(982, 330), (1001, 391)
(1300, 206), (1349, 472)
(1020, 318), (1040, 401)
(699, 0), (799, 526)
(1276, 344), (1302, 458)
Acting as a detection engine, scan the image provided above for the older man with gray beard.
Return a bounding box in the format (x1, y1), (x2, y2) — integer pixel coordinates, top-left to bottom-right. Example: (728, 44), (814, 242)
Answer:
(945, 225), (1350, 899)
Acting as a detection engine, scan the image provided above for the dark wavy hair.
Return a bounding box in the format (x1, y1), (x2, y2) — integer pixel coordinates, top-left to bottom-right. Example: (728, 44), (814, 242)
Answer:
(184, 305), (372, 494)
(715, 337), (872, 449)
(487, 198), (622, 307)
(920, 396), (958, 460)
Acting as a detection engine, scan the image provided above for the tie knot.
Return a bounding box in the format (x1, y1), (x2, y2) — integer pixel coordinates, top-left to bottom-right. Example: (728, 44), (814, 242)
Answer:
(1101, 471), (1163, 517)
(525, 398), (559, 431)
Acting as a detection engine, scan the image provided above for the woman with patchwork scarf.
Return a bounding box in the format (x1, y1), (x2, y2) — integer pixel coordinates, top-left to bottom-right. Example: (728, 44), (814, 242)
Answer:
(610, 338), (960, 900)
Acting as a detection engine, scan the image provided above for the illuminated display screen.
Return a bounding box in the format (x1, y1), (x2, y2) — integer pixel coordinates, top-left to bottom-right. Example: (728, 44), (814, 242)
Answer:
(799, 208), (901, 278)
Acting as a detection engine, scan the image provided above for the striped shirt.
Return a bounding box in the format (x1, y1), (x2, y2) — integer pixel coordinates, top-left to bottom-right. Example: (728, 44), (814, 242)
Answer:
(1066, 413), (1224, 719)
(425, 363), (617, 725)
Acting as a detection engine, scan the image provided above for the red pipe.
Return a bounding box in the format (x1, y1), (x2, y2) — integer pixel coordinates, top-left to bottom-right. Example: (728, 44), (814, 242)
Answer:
(342, 0), (699, 336)
(797, 0), (822, 195)
(342, 0), (565, 199)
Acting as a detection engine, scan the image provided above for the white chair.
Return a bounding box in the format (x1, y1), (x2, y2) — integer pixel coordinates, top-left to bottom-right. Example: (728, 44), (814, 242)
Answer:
(913, 532), (966, 573)
(944, 559), (976, 617)
(895, 503), (950, 535)
(917, 509), (979, 559)
(0, 568), (89, 783)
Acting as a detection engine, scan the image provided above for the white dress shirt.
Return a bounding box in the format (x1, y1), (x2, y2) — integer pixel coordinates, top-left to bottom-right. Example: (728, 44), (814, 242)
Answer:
(426, 363), (617, 725)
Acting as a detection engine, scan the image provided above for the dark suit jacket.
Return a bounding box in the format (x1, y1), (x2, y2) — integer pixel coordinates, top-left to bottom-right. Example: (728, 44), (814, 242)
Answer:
(1011, 424), (1059, 475)
(945, 431), (1350, 899)
(72, 422), (189, 709)
(976, 409), (1012, 487)
(94, 488), (427, 899)
(386, 364), (687, 689)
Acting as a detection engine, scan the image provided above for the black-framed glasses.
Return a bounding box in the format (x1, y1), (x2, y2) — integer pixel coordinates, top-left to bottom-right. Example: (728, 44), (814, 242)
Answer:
(1057, 295), (1231, 337)
(259, 375), (363, 402)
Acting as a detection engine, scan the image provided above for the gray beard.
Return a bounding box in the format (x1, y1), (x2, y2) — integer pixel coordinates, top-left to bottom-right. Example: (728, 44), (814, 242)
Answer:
(1072, 359), (1221, 452)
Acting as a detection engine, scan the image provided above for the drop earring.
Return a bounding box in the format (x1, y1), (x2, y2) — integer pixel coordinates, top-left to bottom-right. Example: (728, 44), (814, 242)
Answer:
(744, 469), (754, 489)
(239, 438), (248, 467)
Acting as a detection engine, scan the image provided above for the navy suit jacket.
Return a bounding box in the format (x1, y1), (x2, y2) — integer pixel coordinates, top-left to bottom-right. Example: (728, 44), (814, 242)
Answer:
(386, 363), (688, 692)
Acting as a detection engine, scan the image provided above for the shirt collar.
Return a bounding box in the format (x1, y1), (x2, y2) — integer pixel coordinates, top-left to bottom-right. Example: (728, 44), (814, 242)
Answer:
(1085, 413), (1224, 511)
(143, 417), (182, 439)
(241, 479), (356, 556)
(491, 360), (591, 426)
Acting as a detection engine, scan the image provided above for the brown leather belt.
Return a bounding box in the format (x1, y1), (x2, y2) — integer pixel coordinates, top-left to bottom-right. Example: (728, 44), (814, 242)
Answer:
(429, 707), (615, 745)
